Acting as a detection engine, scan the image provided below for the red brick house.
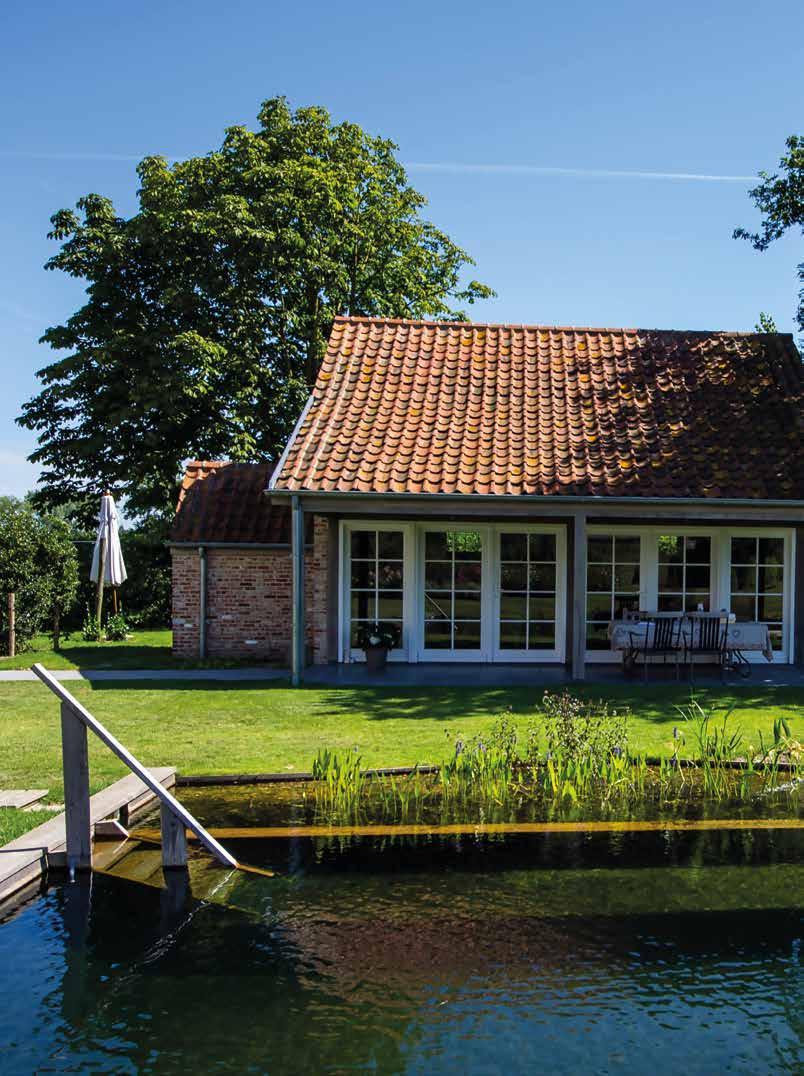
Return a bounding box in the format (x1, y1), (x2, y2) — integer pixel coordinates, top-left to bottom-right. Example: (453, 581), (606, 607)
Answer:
(172, 316), (804, 679)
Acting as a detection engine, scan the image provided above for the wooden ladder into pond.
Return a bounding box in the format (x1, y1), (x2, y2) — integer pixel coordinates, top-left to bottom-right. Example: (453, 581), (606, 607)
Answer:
(31, 664), (237, 875)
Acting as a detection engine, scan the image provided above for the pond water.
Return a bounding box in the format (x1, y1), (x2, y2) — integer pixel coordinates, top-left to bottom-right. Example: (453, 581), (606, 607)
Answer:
(0, 789), (801, 1074)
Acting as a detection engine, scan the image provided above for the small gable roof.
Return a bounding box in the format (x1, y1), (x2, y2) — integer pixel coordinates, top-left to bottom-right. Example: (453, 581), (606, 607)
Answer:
(271, 316), (804, 500)
(170, 461), (290, 544)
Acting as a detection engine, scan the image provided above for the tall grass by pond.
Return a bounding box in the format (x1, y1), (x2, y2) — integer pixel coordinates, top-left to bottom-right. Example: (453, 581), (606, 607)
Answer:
(309, 693), (802, 825)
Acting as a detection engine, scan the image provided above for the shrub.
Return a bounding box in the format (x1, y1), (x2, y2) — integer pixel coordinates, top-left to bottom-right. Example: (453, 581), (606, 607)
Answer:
(105, 610), (129, 641)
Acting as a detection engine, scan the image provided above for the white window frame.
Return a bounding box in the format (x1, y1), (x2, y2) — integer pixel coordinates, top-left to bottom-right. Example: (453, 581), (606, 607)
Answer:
(584, 524), (795, 663)
(339, 520), (568, 663)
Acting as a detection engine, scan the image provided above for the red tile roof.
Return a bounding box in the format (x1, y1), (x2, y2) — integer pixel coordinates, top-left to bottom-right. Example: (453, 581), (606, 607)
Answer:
(170, 461), (291, 544)
(272, 316), (804, 500)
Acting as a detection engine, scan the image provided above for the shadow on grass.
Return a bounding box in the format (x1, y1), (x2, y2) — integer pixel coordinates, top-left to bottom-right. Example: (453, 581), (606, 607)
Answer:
(85, 679), (804, 726)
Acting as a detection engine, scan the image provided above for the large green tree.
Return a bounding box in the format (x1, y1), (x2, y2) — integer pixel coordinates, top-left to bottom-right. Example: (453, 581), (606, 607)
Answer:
(734, 134), (803, 334)
(19, 98), (494, 521)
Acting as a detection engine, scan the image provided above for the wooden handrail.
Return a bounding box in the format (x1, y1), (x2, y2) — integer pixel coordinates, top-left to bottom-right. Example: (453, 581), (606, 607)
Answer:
(32, 664), (237, 870)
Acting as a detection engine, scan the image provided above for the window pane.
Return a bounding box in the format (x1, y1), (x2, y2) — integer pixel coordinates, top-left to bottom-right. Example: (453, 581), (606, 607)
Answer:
(425, 561), (452, 589)
(758, 595), (783, 621)
(529, 595), (556, 621)
(657, 535), (683, 563)
(614, 564), (640, 589)
(759, 566), (784, 594)
(351, 531), (376, 559)
(685, 565), (710, 591)
(614, 536), (641, 563)
(377, 593), (404, 619)
(685, 536), (711, 562)
(378, 531), (404, 559)
(453, 622), (481, 648)
(424, 593), (451, 620)
(351, 562), (375, 588)
(658, 564), (683, 590)
(587, 564), (612, 591)
(730, 595), (755, 621)
(529, 564), (556, 591)
(586, 623), (610, 650)
(351, 593), (376, 620)
(452, 532), (483, 560)
(501, 564), (527, 590)
(587, 594), (612, 621)
(425, 532), (450, 559)
(614, 594), (640, 619)
(425, 622), (451, 648)
(731, 565), (756, 593)
(499, 622), (527, 649)
(500, 594), (527, 619)
(454, 562), (482, 590)
(378, 562), (403, 588)
(759, 538), (784, 566)
(684, 592), (710, 612)
(529, 534), (556, 562)
(731, 537), (756, 564)
(453, 594), (482, 620)
(528, 623), (555, 649)
(587, 536), (613, 563)
(500, 534), (527, 561)
(657, 594), (683, 613)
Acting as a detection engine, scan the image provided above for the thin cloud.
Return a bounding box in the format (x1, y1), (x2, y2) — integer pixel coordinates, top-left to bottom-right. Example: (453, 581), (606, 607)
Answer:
(406, 162), (755, 182)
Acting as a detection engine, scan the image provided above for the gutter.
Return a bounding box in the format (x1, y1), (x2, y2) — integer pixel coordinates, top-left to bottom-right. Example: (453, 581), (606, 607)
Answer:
(265, 489), (804, 510)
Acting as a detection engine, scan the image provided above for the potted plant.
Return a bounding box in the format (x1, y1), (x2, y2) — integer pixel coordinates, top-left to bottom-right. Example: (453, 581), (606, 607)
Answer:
(355, 621), (400, 672)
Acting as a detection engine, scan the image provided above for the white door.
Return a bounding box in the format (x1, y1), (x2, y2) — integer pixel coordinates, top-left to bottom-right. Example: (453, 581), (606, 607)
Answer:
(418, 526), (489, 661)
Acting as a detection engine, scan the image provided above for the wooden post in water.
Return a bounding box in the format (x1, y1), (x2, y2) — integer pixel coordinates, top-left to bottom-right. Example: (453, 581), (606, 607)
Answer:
(95, 535), (107, 639)
(160, 802), (188, 868)
(7, 592), (15, 659)
(61, 702), (92, 871)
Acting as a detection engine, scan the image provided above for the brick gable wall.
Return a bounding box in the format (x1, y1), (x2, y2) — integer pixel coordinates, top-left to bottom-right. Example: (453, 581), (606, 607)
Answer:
(171, 514), (330, 664)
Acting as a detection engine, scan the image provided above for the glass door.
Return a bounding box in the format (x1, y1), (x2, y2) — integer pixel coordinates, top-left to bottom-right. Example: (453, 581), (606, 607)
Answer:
(495, 531), (562, 659)
(420, 528), (486, 660)
(346, 527), (406, 661)
(586, 534), (642, 651)
(729, 536), (786, 654)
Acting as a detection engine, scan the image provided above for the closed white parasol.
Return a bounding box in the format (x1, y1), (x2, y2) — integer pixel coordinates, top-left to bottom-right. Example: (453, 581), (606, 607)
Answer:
(90, 492), (127, 625)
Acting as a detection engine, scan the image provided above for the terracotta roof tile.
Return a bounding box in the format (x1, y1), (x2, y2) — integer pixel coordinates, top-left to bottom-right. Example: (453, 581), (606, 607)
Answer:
(273, 317), (804, 500)
(170, 461), (292, 544)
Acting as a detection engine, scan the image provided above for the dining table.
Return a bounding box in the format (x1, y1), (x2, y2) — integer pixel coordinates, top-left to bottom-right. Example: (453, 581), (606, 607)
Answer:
(607, 615), (773, 675)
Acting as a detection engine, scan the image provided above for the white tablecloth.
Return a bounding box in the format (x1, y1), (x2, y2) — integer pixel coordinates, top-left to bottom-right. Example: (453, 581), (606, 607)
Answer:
(608, 619), (773, 662)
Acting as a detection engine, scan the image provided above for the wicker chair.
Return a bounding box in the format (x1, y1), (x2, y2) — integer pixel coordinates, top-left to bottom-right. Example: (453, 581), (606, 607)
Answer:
(629, 614), (683, 681)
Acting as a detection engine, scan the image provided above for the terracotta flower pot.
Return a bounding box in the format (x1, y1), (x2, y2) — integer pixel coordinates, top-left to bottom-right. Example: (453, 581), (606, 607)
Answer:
(364, 645), (389, 672)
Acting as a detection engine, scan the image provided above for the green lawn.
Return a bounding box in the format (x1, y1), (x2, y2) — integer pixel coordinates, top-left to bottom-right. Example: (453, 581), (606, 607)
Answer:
(0, 630), (261, 671)
(1, 679), (801, 810)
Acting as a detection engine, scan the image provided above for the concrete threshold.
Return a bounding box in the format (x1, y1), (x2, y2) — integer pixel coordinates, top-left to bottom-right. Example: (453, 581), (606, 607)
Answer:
(0, 767), (175, 905)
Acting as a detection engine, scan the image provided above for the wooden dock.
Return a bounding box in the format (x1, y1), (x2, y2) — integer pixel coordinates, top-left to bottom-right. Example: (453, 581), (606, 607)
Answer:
(0, 768), (175, 905)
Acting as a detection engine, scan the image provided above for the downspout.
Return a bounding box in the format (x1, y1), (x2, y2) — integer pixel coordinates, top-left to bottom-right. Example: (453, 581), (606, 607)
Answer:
(198, 545), (207, 661)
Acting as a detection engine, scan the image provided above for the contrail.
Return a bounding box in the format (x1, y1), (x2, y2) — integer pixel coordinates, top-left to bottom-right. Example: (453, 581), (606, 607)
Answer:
(0, 151), (756, 183)
(406, 162), (755, 182)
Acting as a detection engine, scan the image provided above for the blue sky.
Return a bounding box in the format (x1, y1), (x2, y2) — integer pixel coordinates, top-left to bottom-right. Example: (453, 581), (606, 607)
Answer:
(1, 0), (801, 497)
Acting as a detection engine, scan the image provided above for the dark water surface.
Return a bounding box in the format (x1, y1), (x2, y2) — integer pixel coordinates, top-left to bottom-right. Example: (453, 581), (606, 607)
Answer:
(1, 820), (802, 1073)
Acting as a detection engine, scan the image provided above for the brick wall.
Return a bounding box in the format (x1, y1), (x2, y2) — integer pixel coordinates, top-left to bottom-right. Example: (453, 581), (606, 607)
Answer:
(171, 514), (331, 664)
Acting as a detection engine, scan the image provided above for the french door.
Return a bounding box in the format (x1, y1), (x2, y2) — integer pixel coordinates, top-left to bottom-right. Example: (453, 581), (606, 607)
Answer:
(419, 526), (488, 661)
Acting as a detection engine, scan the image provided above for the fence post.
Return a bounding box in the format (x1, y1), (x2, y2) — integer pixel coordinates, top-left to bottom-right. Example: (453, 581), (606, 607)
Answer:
(160, 802), (188, 868)
(7, 592), (15, 659)
(60, 702), (92, 872)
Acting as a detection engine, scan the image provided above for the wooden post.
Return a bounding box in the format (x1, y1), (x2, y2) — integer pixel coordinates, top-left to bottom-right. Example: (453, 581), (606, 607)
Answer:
(160, 802), (188, 868)
(291, 494), (305, 686)
(61, 702), (92, 871)
(7, 592), (15, 659)
(95, 535), (107, 639)
(572, 512), (587, 681)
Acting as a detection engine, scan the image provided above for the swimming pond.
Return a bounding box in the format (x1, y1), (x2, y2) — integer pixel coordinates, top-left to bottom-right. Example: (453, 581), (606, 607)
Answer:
(0, 788), (801, 1074)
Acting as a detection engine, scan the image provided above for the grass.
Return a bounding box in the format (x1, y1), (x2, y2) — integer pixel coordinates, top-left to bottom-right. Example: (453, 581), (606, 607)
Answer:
(1, 679), (801, 808)
(0, 629), (266, 671)
(0, 806), (61, 846)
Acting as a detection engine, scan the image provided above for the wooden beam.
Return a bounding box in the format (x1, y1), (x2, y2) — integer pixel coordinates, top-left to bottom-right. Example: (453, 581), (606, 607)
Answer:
(291, 494), (305, 686)
(60, 702), (91, 871)
(160, 802), (188, 868)
(33, 665), (237, 869)
(571, 511), (587, 680)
